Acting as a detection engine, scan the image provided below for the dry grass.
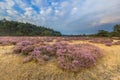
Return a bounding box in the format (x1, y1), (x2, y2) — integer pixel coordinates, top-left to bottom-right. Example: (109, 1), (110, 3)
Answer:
(0, 41), (120, 80)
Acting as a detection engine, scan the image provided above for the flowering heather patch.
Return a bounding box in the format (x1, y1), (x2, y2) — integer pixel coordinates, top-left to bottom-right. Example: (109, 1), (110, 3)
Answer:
(29, 49), (50, 64)
(28, 45), (56, 62)
(16, 41), (33, 46)
(56, 43), (103, 71)
(0, 37), (117, 46)
(13, 40), (34, 54)
(29, 50), (43, 61)
(21, 45), (34, 55)
(12, 41), (104, 71)
(105, 42), (113, 46)
(0, 37), (55, 46)
(89, 38), (113, 46)
(89, 38), (113, 44)
(0, 37), (19, 45)
(12, 39), (104, 72)
(45, 38), (53, 42)
(13, 46), (23, 54)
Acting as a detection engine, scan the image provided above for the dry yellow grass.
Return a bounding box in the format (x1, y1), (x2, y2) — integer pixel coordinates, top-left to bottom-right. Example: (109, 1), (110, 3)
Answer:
(0, 41), (120, 80)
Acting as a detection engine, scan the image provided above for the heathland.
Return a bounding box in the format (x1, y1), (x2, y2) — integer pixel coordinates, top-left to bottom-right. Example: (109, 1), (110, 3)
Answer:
(0, 37), (120, 80)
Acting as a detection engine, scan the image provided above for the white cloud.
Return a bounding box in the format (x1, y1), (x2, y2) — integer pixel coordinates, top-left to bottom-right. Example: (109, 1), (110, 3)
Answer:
(6, 9), (18, 15)
(45, 7), (52, 15)
(14, 0), (28, 9)
(71, 7), (78, 15)
(0, 0), (15, 10)
(6, 0), (15, 8)
(0, 2), (5, 9)
(24, 7), (34, 16)
(100, 16), (120, 24)
(40, 7), (52, 16)
(51, 2), (58, 6)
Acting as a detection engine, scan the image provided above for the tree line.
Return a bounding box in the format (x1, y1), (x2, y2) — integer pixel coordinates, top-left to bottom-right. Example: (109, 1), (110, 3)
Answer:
(93, 24), (120, 37)
(0, 18), (119, 37)
(0, 19), (61, 36)
(63, 24), (120, 37)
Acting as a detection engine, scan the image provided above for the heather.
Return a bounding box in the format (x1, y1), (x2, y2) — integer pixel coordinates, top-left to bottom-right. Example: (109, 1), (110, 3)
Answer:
(13, 39), (103, 72)
(56, 43), (103, 71)
(0, 36), (120, 72)
(0, 37), (120, 46)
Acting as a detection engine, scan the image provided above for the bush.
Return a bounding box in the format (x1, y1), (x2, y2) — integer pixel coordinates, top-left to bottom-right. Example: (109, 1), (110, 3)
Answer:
(56, 43), (103, 71)
(13, 41), (103, 72)
(13, 46), (23, 54)
(13, 40), (34, 54)
(16, 41), (33, 46)
(21, 45), (34, 55)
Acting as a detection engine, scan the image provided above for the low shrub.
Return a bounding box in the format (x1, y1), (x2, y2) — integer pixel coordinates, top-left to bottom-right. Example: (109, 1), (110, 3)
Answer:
(13, 41), (103, 72)
(13, 46), (23, 54)
(56, 43), (103, 71)
(21, 45), (34, 55)
(16, 41), (33, 46)
(105, 42), (113, 46)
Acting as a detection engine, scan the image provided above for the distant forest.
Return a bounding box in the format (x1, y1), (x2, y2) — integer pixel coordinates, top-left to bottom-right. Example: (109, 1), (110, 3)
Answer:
(65, 24), (120, 37)
(90, 24), (120, 37)
(0, 19), (61, 36)
(0, 18), (120, 37)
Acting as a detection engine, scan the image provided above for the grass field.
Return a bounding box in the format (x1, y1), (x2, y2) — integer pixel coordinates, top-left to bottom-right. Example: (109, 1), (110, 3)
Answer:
(0, 40), (120, 80)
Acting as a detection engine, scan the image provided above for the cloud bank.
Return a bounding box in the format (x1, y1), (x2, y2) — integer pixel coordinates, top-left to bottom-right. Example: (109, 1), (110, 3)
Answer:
(0, 0), (120, 34)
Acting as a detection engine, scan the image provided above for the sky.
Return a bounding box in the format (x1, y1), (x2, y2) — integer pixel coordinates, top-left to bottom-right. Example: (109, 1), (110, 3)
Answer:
(0, 0), (120, 34)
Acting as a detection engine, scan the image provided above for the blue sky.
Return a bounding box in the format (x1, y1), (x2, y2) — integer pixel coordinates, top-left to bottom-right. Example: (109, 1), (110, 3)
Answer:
(0, 0), (120, 34)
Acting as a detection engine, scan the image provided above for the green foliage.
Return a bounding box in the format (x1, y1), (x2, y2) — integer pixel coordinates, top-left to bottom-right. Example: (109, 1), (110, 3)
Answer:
(112, 24), (120, 37)
(94, 24), (120, 37)
(114, 24), (120, 33)
(96, 30), (109, 37)
(0, 19), (61, 36)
